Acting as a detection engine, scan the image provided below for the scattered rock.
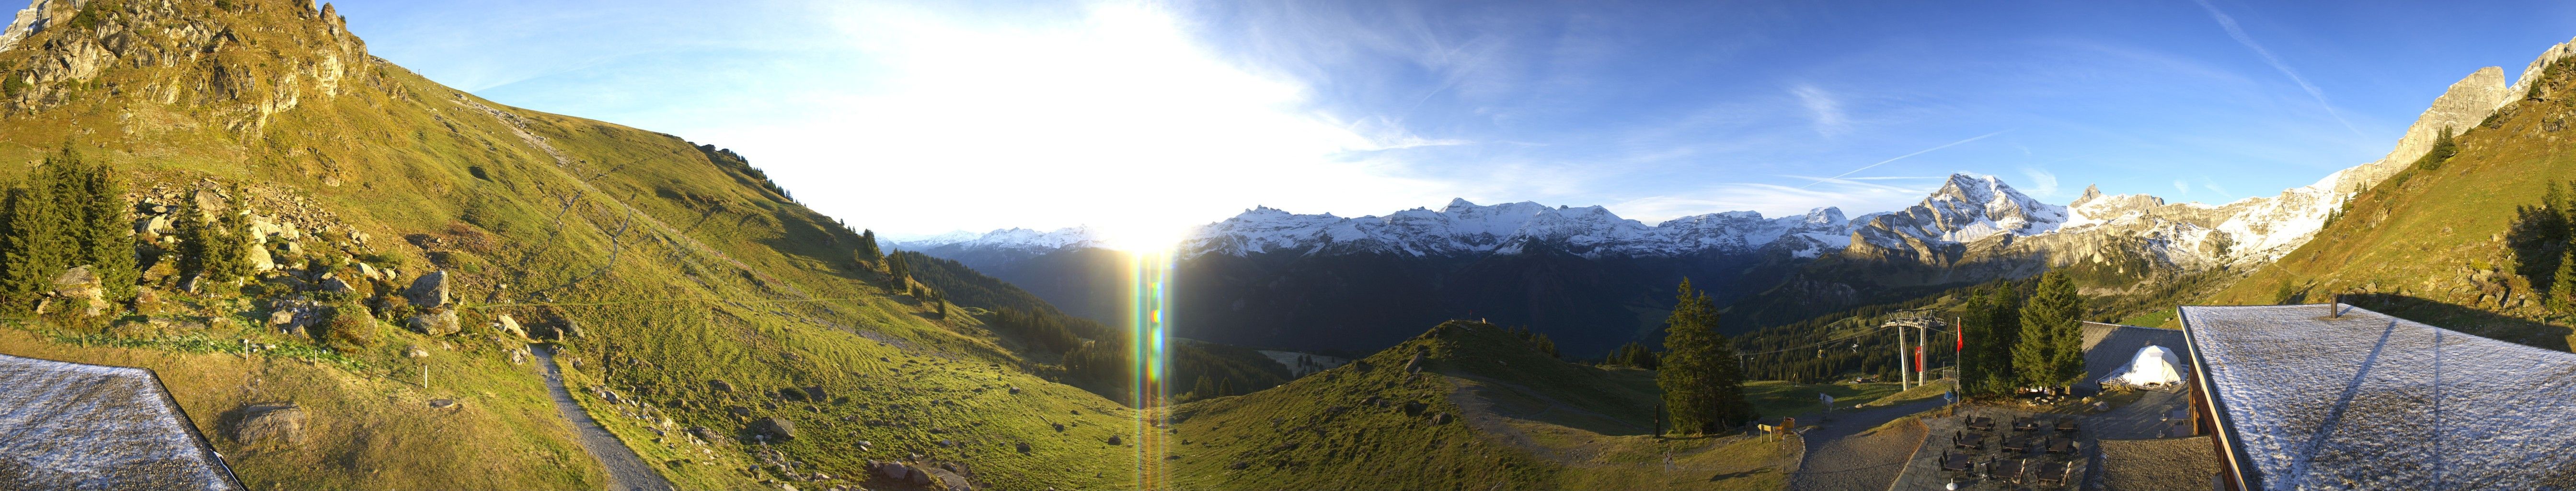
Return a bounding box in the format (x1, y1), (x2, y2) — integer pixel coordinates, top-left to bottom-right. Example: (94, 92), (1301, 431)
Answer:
(753, 416), (797, 440)
(494, 315), (527, 339)
(406, 308), (460, 336)
(509, 348), (528, 365)
(1429, 412), (1453, 425)
(355, 262), (379, 280)
(803, 386), (828, 401)
(1006, 386), (1022, 395)
(317, 275), (353, 293)
(1405, 351), (1427, 374)
(1016, 442), (1031, 453)
(870, 460), (913, 482)
(428, 399), (458, 409)
(178, 273), (203, 293)
(922, 467), (971, 491)
(708, 379), (735, 393)
(404, 345), (429, 358)
(407, 270), (451, 308)
(1051, 422), (1065, 433)
(1106, 435), (1123, 445)
(230, 403), (308, 445)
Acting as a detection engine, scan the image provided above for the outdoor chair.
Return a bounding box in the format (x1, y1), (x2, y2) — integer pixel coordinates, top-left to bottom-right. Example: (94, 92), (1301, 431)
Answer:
(2055, 418), (2078, 433)
(2012, 417), (2039, 432)
(1993, 458), (2027, 484)
(2038, 460), (2072, 487)
(2002, 437), (2032, 454)
(2047, 436), (2078, 455)
(1941, 452), (1972, 472)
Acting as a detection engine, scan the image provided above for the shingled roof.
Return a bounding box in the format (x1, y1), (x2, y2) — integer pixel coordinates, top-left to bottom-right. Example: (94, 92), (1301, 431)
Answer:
(0, 353), (241, 491)
(2182, 304), (2576, 490)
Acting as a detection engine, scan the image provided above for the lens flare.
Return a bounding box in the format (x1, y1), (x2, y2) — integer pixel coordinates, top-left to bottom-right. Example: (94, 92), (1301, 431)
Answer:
(1128, 248), (1173, 487)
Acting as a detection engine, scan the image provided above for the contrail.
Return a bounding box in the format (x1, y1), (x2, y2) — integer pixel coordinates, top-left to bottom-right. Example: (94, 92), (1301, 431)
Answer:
(1801, 129), (2011, 188)
(2193, 0), (2365, 137)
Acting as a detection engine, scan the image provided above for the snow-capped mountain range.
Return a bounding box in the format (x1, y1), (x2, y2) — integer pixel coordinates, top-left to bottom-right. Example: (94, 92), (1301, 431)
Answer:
(900, 171), (2310, 271)
(903, 35), (2576, 280)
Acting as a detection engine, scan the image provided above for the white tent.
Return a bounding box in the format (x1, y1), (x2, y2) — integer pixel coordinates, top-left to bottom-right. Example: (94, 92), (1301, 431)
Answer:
(2100, 344), (2184, 389)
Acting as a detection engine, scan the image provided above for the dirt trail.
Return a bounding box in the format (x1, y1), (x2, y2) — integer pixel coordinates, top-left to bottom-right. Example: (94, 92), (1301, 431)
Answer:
(1785, 399), (1941, 491)
(533, 344), (674, 491)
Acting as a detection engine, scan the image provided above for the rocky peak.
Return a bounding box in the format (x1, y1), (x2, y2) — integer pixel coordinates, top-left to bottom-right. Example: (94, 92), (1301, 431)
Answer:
(0, 0), (382, 129)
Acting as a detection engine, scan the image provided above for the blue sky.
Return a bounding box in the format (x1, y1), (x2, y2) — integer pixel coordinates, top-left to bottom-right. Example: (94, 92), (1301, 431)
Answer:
(335, 0), (2576, 246)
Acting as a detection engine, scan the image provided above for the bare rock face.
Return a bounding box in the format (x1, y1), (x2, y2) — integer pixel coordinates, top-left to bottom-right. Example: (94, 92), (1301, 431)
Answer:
(407, 270), (450, 308)
(230, 403), (307, 446)
(405, 307), (459, 336)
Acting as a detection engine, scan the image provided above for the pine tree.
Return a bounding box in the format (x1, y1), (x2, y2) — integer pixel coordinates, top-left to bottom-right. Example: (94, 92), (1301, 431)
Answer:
(2555, 247), (2576, 312)
(62, 149), (136, 302)
(0, 178), (73, 314)
(1656, 279), (1750, 434)
(2013, 270), (2085, 391)
(886, 252), (911, 285)
(855, 229), (882, 266)
(176, 197), (251, 290)
(2422, 127), (2459, 170)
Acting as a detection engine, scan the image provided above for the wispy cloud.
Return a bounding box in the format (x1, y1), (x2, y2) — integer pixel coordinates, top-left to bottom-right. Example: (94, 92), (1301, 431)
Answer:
(2018, 167), (2060, 197)
(1802, 129), (2011, 188)
(2173, 179), (2192, 195)
(1791, 84), (1848, 135)
(2190, 0), (2363, 137)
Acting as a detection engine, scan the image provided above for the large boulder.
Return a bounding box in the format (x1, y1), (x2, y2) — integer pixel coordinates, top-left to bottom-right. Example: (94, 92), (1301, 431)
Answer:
(248, 245), (276, 271)
(752, 416), (796, 441)
(406, 270), (450, 308)
(48, 266), (104, 317)
(406, 308), (460, 336)
(230, 403), (307, 445)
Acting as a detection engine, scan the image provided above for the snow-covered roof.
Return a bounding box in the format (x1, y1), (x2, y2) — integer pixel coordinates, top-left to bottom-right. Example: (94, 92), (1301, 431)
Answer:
(2181, 304), (2576, 490)
(0, 353), (241, 491)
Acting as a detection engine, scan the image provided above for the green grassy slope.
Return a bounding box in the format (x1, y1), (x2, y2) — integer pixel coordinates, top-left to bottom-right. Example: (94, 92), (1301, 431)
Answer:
(0, 0), (1140, 489)
(2203, 57), (2576, 351)
(1166, 320), (1796, 490)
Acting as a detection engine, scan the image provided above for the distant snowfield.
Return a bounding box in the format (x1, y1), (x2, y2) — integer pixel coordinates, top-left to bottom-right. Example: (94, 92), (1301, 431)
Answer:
(2183, 305), (2576, 490)
(0, 354), (236, 490)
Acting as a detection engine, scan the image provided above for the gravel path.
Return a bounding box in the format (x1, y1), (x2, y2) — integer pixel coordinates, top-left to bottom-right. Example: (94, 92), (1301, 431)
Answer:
(1786, 400), (1942, 491)
(534, 345), (675, 491)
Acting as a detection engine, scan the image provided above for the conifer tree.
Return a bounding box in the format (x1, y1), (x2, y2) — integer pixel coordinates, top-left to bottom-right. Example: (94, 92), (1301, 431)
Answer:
(1656, 279), (1750, 434)
(856, 229), (882, 265)
(2555, 247), (2576, 312)
(176, 197), (251, 289)
(886, 252), (911, 285)
(63, 149), (136, 302)
(0, 176), (73, 314)
(2012, 270), (2085, 391)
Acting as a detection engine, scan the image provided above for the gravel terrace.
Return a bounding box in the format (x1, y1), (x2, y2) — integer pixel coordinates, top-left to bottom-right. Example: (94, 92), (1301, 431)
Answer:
(1786, 399), (1942, 491)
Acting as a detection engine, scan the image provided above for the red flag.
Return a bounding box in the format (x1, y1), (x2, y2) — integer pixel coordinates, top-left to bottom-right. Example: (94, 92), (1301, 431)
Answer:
(1914, 346), (1926, 372)
(1956, 326), (1964, 352)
